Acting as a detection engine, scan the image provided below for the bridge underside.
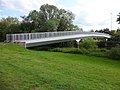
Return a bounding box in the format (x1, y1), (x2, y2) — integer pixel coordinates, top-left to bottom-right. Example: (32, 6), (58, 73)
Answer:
(15, 34), (110, 48)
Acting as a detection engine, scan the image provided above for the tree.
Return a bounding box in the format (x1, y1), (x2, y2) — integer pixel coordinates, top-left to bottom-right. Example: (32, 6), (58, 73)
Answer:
(57, 9), (75, 31)
(20, 14), (36, 33)
(0, 17), (21, 41)
(40, 4), (59, 21)
(73, 25), (83, 31)
(95, 29), (120, 48)
(21, 4), (60, 32)
(95, 28), (110, 34)
(117, 12), (120, 24)
(21, 4), (77, 32)
(90, 29), (94, 32)
(44, 19), (59, 32)
(20, 4), (81, 47)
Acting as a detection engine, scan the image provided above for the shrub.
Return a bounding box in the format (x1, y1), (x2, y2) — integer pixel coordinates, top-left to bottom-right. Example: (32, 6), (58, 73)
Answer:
(63, 48), (82, 54)
(28, 46), (51, 51)
(79, 38), (98, 49)
(50, 48), (63, 52)
(45, 47), (119, 60)
(50, 48), (101, 56)
(109, 45), (120, 60)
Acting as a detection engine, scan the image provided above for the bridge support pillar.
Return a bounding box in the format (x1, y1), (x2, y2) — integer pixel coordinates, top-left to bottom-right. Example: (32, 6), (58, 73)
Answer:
(76, 39), (81, 48)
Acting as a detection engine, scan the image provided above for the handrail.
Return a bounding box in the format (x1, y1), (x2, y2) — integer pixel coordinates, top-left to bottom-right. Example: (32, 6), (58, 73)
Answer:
(6, 31), (111, 42)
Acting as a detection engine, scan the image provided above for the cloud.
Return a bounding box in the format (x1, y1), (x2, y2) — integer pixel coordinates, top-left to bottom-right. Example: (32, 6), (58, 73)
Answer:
(71, 0), (120, 30)
(0, 0), (57, 14)
(0, 0), (120, 30)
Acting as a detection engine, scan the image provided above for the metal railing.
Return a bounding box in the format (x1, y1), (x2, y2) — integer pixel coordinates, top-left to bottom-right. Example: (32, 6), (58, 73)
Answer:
(6, 31), (110, 42)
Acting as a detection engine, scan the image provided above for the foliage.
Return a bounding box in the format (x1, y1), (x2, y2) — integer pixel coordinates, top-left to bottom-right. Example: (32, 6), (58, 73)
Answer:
(44, 19), (59, 32)
(29, 40), (78, 51)
(107, 30), (120, 48)
(20, 15), (35, 33)
(56, 40), (77, 48)
(109, 45), (120, 60)
(57, 9), (75, 31)
(50, 48), (83, 54)
(0, 4), (82, 42)
(95, 28), (111, 34)
(50, 47), (109, 58)
(79, 38), (98, 49)
(117, 12), (120, 24)
(0, 16), (21, 41)
(21, 4), (80, 32)
(95, 29), (120, 49)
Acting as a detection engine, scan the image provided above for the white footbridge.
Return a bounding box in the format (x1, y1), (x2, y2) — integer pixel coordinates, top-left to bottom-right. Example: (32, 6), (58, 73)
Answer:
(6, 31), (111, 48)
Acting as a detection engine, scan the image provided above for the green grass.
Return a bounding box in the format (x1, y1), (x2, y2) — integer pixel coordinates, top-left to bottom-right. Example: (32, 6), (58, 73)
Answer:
(0, 44), (120, 90)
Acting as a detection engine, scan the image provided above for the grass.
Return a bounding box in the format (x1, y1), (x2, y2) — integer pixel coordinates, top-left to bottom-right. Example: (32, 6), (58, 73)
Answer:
(0, 44), (120, 90)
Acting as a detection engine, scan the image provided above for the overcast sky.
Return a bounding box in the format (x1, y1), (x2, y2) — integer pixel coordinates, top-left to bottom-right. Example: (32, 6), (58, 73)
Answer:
(0, 0), (120, 31)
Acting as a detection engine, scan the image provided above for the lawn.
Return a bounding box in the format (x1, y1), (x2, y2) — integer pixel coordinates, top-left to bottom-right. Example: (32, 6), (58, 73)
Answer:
(0, 44), (120, 90)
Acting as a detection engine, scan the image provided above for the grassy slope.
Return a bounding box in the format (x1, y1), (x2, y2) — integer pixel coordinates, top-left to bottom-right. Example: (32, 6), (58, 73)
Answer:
(0, 44), (120, 90)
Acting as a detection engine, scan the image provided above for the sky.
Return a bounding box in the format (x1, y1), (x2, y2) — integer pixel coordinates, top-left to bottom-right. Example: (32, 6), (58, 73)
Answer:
(0, 0), (120, 31)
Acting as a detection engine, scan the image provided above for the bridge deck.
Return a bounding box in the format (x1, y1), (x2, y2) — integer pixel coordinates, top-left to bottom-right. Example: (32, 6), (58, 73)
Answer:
(6, 31), (111, 48)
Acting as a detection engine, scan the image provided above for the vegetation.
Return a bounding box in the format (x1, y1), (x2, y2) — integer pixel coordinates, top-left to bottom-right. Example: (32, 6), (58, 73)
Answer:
(0, 4), (120, 60)
(50, 47), (109, 58)
(95, 28), (120, 48)
(117, 12), (120, 24)
(0, 4), (81, 48)
(0, 3), (120, 90)
(0, 17), (21, 41)
(0, 4), (82, 42)
(109, 45), (120, 60)
(0, 44), (120, 90)
(34, 38), (119, 60)
(79, 38), (98, 49)
(21, 4), (82, 33)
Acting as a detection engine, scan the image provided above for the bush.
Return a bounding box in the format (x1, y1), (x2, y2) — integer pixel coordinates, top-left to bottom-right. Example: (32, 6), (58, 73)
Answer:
(64, 48), (82, 54)
(50, 48), (83, 54)
(50, 47), (110, 58)
(109, 45), (120, 60)
(50, 48), (63, 52)
(79, 39), (98, 49)
(28, 46), (51, 51)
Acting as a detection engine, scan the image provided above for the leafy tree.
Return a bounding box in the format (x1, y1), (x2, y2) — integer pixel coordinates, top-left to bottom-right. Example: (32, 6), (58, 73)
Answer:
(40, 4), (59, 21)
(90, 29), (94, 32)
(21, 4), (60, 32)
(72, 25), (83, 31)
(20, 15), (35, 33)
(19, 4), (81, 47)
(44, 19), (59, 32)
(0, 17), (21, 41)
(21, 4), (77, 32)
(95, 28), (110, 34)
(39, 4), (61, 32)
(95, 29), (120, 48)
(117, 12), (120, 24)
(57, 9), (75, 31)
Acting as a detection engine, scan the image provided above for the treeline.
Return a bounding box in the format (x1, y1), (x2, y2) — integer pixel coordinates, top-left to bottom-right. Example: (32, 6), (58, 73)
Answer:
(95, 28), (120, 49)
(0, 4), (120, 59)
(29, 28), (120, 60)
(48, 32), (120, 60)
(0, 4), (82, 42)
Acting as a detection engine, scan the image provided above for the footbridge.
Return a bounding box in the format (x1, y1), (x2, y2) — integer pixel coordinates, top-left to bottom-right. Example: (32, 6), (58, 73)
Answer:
(6, 31), (111, 48)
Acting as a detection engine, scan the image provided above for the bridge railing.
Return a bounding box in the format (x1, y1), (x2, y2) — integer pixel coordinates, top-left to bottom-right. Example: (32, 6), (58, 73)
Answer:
(6, 31), (110, 42)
